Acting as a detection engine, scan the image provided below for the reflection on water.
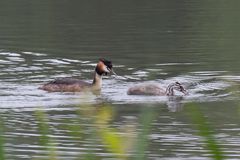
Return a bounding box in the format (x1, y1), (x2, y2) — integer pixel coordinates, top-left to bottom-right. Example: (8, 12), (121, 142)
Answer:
(2, 102), (240, 160)
(0, 50), (239, 159)
(1, 0), (240, 159)
(0, 50), (239, 108)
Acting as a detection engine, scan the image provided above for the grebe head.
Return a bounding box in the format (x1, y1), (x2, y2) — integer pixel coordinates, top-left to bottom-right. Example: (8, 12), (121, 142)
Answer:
(166, 82), (188, 96)
(95, 58), (113, 76)
(174, 82), (188, 95)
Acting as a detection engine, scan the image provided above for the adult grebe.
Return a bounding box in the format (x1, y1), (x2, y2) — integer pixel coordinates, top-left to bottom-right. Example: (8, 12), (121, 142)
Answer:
(39, 58), (114, 92)
(127, 82), (188, 96)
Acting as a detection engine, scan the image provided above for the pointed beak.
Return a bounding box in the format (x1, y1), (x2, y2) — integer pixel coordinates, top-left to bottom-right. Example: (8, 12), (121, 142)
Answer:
(110, 69), (117, 75)
(107, 67), (117, 75)
(179, 86), (188, 95)
(182, 89), (189, 95)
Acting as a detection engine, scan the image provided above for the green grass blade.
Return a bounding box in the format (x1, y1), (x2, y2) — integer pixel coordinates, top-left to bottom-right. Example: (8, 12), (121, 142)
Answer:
(35, 110), (57, 160)
(185, 103), (224, 160)
(0, 117), (5, 160)
(133, 107), (155, 160)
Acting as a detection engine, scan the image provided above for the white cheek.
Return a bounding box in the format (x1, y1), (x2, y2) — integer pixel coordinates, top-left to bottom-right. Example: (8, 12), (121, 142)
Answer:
(103, 66), (110, 73)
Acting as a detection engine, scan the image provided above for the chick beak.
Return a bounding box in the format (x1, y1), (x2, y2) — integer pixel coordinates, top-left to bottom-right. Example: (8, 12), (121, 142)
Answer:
(178, 85), (188, 95)
(182, 89), (189, 95)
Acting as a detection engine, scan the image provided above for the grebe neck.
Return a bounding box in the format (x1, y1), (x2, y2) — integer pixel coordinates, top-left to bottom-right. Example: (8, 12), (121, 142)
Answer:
(165, 84), (175, 96)
(92, 72), (103, 90)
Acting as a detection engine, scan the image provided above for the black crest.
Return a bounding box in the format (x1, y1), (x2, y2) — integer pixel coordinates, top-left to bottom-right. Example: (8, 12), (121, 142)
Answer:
(95, 58), (113, 75)
(99, 58), (112, 69)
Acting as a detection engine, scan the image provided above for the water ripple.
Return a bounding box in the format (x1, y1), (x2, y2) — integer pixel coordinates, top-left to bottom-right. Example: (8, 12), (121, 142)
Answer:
(0, 51), (239, 108)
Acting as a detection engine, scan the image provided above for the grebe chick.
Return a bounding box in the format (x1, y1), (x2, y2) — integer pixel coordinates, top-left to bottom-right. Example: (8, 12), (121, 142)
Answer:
(39, 58), (114, 92)
(127, 82), (188, 96)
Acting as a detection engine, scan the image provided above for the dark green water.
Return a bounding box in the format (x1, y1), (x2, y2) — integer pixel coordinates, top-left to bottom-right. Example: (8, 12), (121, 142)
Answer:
(0, 1), (240, 159)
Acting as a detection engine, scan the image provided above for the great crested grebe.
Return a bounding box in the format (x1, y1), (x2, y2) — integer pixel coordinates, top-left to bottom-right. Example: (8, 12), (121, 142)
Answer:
(39, 58), (114, 92)
(127, 82), (188, 96)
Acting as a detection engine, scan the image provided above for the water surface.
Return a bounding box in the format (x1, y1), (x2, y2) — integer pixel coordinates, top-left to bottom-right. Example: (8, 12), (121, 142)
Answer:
(0, 1), (240, 159)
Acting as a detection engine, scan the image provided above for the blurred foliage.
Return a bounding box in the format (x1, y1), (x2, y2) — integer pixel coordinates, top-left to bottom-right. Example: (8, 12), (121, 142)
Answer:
(35, 110), (57, 160)
(57, 103), (155, 160)
(133, 107), (156, 160)
(0, 117), (5, 160)
(95, 105), (127, 158)
(185, 104), (224, 160)
(0, 102), (230, 160)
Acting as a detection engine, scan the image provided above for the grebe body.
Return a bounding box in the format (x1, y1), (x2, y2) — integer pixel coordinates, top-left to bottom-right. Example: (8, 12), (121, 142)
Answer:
(127, 82), (188, 96)
(39, 58), (113, 92)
